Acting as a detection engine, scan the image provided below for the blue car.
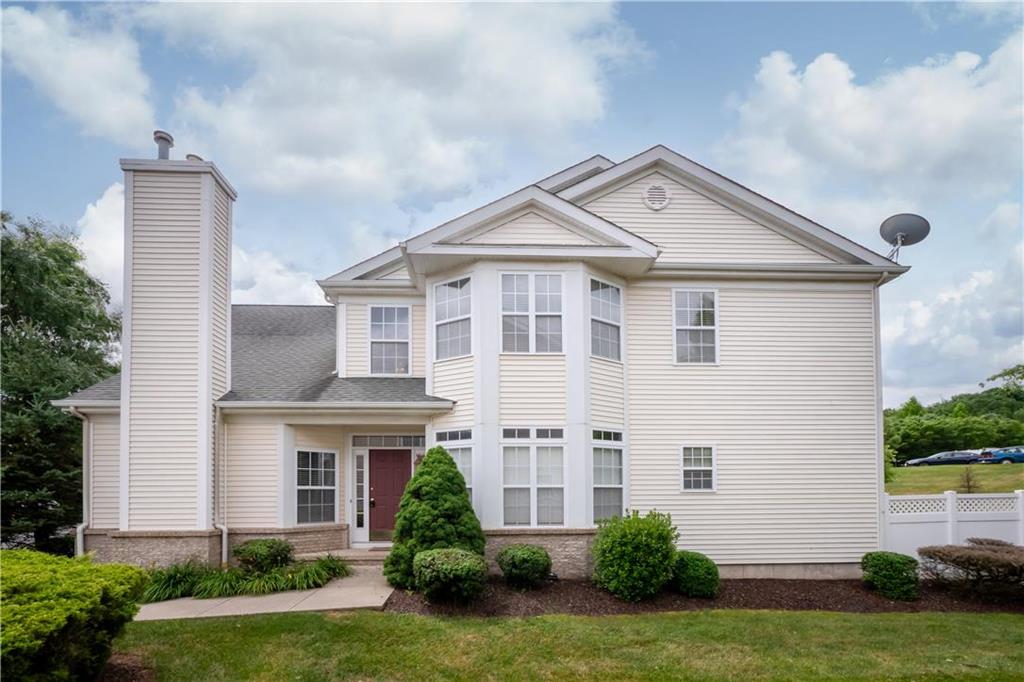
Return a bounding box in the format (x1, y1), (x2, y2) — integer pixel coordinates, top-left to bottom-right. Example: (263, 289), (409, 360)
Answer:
(977, 446), (1024, 465)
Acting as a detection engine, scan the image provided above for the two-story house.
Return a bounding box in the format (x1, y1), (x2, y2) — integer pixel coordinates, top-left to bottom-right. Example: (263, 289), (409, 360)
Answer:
(56, 137), (907, 578)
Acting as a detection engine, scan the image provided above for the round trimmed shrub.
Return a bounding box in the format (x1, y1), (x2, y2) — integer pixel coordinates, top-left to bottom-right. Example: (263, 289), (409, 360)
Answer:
(592, 510), (678, 602)
(232, 538), (294, 573)
(384, 446), (485, 589)
(861, 551), (919, 601)
(413, 548), (488, 603)
(673, 550), (719, 598)
(496, 544), (551, 588)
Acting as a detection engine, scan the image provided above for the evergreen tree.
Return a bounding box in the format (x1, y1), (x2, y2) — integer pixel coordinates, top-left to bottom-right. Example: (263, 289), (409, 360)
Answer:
(383, 446), (485, 588)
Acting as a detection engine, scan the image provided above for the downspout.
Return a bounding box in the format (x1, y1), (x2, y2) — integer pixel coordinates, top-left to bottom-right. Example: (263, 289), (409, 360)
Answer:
(67, 407), (89, 556)
(212, 404), (229, 565)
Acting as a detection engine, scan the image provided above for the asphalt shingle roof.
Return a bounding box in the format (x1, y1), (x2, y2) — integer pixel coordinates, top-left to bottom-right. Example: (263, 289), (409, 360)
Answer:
(59, 305), (450, 406)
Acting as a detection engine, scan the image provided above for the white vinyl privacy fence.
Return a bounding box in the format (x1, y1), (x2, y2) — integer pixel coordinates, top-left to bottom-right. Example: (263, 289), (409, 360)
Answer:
(883, 490), (1024, 558)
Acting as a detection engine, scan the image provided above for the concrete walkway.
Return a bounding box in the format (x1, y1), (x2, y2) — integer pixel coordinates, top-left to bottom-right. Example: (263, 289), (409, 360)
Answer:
(135, 565), (393, 621)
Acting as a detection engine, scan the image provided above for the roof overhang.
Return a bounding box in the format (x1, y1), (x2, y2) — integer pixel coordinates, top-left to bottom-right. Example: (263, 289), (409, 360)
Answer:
(318, 279), (420, 299)
(215, 400), (454, 415)
(51, 399), (120, 410)
(559, 145), (898, 268)
(120, 158), (238, 200)
(404, 243), (657, 278)
(644, 262), (909, 284)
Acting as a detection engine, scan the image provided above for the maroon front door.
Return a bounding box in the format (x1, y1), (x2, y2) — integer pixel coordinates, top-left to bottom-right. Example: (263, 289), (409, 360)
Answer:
(369, 450), (411, 540)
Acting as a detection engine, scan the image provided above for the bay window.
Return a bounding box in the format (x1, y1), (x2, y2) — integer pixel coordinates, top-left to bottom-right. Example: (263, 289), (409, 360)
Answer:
(501, 427), (565, 526)
(590, 279), (621, 360)
(501, 273), (563, 353)
(592, 430), (623, 522)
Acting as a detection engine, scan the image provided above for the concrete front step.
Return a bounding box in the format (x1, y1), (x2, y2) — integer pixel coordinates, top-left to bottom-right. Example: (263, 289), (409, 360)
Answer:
(297, 548), (390, 565)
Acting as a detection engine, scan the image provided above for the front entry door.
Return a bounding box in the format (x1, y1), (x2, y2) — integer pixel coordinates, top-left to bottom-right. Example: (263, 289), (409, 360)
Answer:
(369, 449), (411, 540)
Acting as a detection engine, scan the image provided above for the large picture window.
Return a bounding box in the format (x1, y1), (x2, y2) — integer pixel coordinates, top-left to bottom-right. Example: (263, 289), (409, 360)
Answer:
(590, 279), (621, 361)
(297, 450), (336, 523)
(370, 305), (410, 374)
(501, 273), (563, 353)
(593, 431), (624, 522)
(435, 277), (472, 360)
(674, 290), (718, 364)
(501, 428), (565, 526)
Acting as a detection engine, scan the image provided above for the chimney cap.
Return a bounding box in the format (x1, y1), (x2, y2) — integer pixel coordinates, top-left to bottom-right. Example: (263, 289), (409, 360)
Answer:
(185, 153), (204, 161)
(153, 130), (174, 145)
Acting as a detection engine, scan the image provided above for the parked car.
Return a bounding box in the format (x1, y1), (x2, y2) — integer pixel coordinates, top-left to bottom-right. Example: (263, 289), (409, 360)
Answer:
(977, 446), (1024, 465)
(904, 451), (982, 466)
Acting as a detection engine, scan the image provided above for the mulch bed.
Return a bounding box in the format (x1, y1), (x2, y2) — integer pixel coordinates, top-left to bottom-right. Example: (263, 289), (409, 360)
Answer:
(100, 653), (155, 682)
(384, 577), (1024, 617)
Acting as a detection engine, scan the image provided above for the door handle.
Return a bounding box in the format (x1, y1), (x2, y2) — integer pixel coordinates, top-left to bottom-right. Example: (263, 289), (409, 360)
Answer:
(369, 498), (376, 508)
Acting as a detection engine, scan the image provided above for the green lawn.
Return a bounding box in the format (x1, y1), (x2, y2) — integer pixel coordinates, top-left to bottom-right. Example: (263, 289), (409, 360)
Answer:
(116, 610), (1024, 680)
(886, 462), (1024, 495)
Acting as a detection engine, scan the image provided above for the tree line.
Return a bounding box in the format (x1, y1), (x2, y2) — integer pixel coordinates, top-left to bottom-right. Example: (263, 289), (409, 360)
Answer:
(884, 365), (1024, 463)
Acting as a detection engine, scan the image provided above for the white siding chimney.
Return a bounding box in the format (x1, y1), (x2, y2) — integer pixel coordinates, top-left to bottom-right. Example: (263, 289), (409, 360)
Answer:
(118, 136), (236, 530)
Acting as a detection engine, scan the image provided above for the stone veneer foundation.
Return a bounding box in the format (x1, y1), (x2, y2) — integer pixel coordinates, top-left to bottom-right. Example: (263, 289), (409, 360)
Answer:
(84, 523), (349, 567)
(484, 528), (597, 580)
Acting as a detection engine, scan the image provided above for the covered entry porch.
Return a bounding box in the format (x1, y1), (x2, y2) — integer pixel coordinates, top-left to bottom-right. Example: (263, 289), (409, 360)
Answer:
(220, 404), (447, 556)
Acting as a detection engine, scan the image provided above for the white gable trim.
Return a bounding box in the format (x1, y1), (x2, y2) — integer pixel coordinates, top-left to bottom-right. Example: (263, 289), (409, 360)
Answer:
(536, 154), (615, 193)
(322, 246), (404, 283)
(448, 206), (609, 247)
(559, 145), (896, 267)
(404, 186), (658, 258)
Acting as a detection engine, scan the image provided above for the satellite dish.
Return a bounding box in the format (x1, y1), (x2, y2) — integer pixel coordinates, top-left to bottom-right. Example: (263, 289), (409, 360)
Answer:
(880, 213), (930, 262)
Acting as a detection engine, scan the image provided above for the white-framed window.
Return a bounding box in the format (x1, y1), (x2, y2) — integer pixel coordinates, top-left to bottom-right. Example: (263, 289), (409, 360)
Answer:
(501, 428), (565, 526)
(590, 279), (621, 361)
(435, 430), (473, 500)
(297, 450), (337, 523)
(435, 277), (471, 360)
(370, 305), (411, 375)
(680, 445), (716, 491)
(674, 290), (718, 364)
(501, 273), (563, 353)
(593, 430), (624, 522)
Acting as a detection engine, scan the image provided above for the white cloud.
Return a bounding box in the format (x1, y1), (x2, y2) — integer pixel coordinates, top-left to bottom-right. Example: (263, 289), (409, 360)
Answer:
(979, 201), (1023, 239)
(76, 183), (324, 306)
(715, 29), (1023, 230)
(1, 6), (155, 148)
(77, 183), (126, 306)
(125, 3), (645, 206)
(881, 242), (1023, 406)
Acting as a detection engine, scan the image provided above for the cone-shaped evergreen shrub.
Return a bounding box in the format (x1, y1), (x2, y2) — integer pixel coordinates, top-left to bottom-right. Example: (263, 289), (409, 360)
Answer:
(383, 446), (485, 588)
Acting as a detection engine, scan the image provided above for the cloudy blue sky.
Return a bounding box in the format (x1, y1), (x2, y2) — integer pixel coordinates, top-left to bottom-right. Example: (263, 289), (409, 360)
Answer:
(3, 1), (1021, 407)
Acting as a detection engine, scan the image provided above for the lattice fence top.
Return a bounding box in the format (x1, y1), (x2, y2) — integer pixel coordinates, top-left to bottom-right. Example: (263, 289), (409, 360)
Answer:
(889, 496), (946, 514)
(957, 495), (1019, 514)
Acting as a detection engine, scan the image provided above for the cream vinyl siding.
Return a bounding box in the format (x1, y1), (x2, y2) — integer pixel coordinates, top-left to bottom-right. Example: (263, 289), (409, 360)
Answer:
(346, 304), (369, 376)
(499, 355), (567, 425)
(225, 417), (280, 527)
(432, 356), (474, 428)
(294, 426), (345, 524)
(211, 185), (231, 398)
(89, 414), (120, 528)
(627, 283), (879, 564)
(590, 356), (624, 428)
(585, 172), (836, 264)
(464, 211), (598, 246)
(412, 304), (426, 376)
(344, 302), (426, 377)
(127, 172), (201, 529)
(378, 265), (410, 280)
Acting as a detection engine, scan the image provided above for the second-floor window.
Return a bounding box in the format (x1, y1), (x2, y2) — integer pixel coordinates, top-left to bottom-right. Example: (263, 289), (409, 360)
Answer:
(590, 279), (621, 361)
(370, 306), (410, 374)
(435, 277), (471, 360)
(674, 290), (717, 364)
(501, 273), (563, 353)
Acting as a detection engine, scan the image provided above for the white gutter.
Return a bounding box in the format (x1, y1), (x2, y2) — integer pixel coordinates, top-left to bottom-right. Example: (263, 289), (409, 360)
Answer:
(214, 400), (454, 410)
(213, 404), (229, 565)
(65, 407), (89, 557)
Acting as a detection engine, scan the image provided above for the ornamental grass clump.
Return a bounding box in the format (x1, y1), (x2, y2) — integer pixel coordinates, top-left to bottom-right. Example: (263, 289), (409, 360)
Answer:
(142, 560), (213, 602)
(384, 446), (485, 589)
(861, 551), (919, 601)
(497, 544), (552, 589)
(1, 549), (148, 681)
(673, 550), (720, 598)
(592, 510), (678, 602)
(413, 548), (488, 603)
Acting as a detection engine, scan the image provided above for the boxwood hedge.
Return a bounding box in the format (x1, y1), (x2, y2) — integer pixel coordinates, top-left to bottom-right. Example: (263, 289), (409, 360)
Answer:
(1, 549), (148, 680)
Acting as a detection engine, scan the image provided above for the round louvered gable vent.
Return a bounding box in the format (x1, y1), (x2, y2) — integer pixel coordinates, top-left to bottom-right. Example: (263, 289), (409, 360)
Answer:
(643, 184), (670, 211)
